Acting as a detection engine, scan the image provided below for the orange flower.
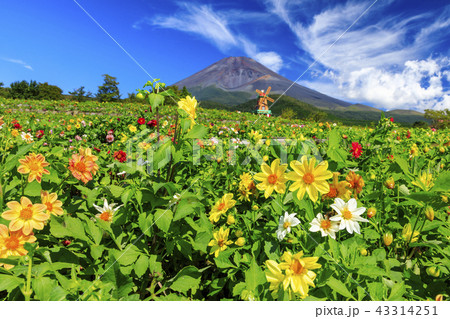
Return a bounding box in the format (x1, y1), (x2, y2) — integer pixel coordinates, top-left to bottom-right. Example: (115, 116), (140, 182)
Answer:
(346, 171), (364, 198)
(41, 191), (64, 217)
(78, 147), (99, 175)
(68, 153), (95, 184)
(2, 197), (48, 235)
(17, 153), (50, 183)
(0, 224), (36, 270)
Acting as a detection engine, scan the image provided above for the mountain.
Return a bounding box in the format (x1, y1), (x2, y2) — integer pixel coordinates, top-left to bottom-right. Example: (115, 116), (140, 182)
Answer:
(173, 56), (428, 124)
(173, 56), (351, 109)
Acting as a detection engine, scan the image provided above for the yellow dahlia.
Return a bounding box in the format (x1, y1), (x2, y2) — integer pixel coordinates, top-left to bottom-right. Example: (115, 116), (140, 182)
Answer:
(287, 156), (332, 202)
(254, 158), (288, 198)
(2, 197), (48, 235)
(41, 191), (64, 217)
(17, 153), (50, 183)
(178, 96), (197, 126)
(346, 171), (364, 198)
(0, 225), (36, 270)
(323, 172), (351, 200)
(209, 193), (236, 223)
(208, 227), (233, 257)
(412, 172), (434, 191)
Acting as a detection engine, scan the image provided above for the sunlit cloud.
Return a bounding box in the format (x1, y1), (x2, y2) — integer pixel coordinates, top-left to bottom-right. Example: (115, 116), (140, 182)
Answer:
(1, 57), (33, 70)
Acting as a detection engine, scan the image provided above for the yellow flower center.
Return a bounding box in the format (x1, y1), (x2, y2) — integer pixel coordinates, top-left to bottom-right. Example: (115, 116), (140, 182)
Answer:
(342, 208), (352, 220)
(217, 202), (226, 211)
(99, 212), (111, 221)
(268, 174), (278, 184)
(5, 237), (20, 250)
(28, 162), (40, 171)
(320, 219), (331, 229)
(290, 259), (304, 275)
(20, 207), (33, 220)
(283, 221), (291, 229)
(303, 172), (315, 184)
(75, 161), (86, 172)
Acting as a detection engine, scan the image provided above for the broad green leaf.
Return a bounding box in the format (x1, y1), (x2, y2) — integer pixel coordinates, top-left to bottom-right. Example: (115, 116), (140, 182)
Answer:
(431, 171), (450, 192)
(0, 274), (24, 292)
(32, 277), (66, 301)
(101, 254), (134, 300)
(112, 245), (140, 266)
(109, 185), (124, 198)
(169, 266), (202, 294)
(185, 124), (208, 139)
(387, 282), (406, 301)
(24, 181), (42, 197)
(154, 209), (172, 233)
(326, 277), (355, 300)
(245, 258), (266, 293)
(134, 255), (149, 277)
(192, 231), (211, 253)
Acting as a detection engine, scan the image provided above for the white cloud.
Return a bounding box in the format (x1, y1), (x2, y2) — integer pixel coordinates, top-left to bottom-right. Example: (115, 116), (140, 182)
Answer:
(1, 57), (33, 70)
(267, 0), (450, 111)
(142, 3), (283, 72)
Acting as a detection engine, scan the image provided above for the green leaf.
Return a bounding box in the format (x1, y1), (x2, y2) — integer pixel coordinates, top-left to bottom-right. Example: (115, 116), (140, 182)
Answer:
(138, 213), (153, 236)
(134, 255), (149, 277)
(214, 249), (236, 268)
(85, 218), (103, 245)
(112, 245), (140, 266)
(431, 171), (450, 192)
(154, 209), (172, 233)
(367, 282), (384, 301)
(357, 265), (386, 279)
(326, 277), (355, 300)
(245, 258), (266, 293)
(2, 143), (34, 173)
(101, 254), (134, 300)
(0, 274), (24, 292)
(184, 124), (208, 139)
(169, 266), (202, 294)
(192, 231), (211, 253)
(387, 282), (406, 301)
(90, 245), (105, 260)
(24, 181), (42, 197)
(109, 185), (124, 198)
(65, 216), (90, 242)
(32, 277), (67, 301)
(148, 92), (165, 108)
(173, 195), (202, 221)
(149, 255), (163, 275)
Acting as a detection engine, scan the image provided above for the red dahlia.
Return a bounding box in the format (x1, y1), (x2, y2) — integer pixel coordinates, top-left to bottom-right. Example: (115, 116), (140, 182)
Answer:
(137, 117), (146, 125)
(113, 150), (127, 163)
(147, 119), (157, 128)
(351, 142), (363, 159)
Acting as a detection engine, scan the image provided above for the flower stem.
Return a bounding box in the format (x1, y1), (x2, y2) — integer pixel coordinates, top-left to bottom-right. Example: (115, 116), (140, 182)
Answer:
(23, 257), (33, 301)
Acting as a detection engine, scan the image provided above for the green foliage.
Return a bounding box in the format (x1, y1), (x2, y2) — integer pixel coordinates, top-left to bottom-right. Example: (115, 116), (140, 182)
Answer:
(9, 80), (40, 99)
(37, 82), (63, 100)
(280, 107), (297, 120)
(96, 74), (120, 102)
(68, 86), (93, 102)
(425, 109), (450, 129)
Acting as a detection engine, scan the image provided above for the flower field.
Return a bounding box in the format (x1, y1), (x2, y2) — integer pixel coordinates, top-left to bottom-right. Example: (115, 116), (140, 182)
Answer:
(0, 84), (449, 301)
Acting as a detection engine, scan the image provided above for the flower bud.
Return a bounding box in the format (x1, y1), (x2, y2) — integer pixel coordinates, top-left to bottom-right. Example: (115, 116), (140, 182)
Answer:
(252, 205), (259, 211)
(227, 214), (235, 225)
(441, 195), (448, 203)
(136, 92), (144, 99)
(265, 139), (271, 146)
(435, 294), (444, 301)
(385, 177), (395, 189)
(360, 248), (368, 256)
(425, 206), (434, 221)
(235, 237), (245, 247)
(235, 230), (243, 237)
(426, 266), (440, 277)
(439, 147), (445, 153)
(424, 146), (429, 153)
(383, 233), (393, 246)
(263, 155), (269, 162)
(367, 207), (377, 218)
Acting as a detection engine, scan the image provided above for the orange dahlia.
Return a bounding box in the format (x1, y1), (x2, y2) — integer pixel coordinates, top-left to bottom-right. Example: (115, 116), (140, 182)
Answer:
(0, 224), (36, 270)
(41, 191), (64, 217)
(2, 197), (48, 235)
(346, 171), (364, 198)
(68, 153), (95, 184)
(78, 147), (99, 175)
(17, 153), (50, 183)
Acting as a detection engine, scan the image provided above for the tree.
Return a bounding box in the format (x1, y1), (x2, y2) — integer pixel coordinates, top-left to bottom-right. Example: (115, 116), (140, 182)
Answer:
(37, 82), (63, 100)
(69, 86), (92, 102)
(96, 74), (120, 102)
(280, 107), (297, 120)
(9, 80), (39, 99)
(424, 109), (450, 129)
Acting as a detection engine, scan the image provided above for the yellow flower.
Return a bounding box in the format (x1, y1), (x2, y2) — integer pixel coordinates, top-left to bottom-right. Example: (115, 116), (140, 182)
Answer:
(410, 144), (419, 158)
(75, 123), (81, 129)
(120, 133), (128, 143)
(17, 153), (51, 183)
(412, 172), (434, 191)
(239, 172), (253, 188)
(11, 129), (19, 137)
(227, 214), (235, 225)
(249, 129), (262, 142)
(209, 193), (236, 223)
(265, 260), (285, 297)
(178, 96), (197, 126)
(0, 225), (36, 270)
(208, 227), (233, 257)
(67, 125), (72, 131)
(287, 156), (332, 202)
(129, 125), (137, 133)
(41, 191), (64, 217)
(323, 172), (351, 201)
(346, 171), (365, 197)
(2, 197), (48, 235)
(254, 158), (288, 198)
(78, 147), (99, 175)
(402, 223), (419, 243)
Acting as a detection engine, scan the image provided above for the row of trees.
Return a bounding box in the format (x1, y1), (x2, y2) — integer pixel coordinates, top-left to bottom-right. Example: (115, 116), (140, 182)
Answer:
(0, 74), (191, 103)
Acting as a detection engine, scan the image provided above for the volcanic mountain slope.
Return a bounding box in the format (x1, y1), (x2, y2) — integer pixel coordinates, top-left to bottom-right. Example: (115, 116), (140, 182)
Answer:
(173, 56), (353, 109)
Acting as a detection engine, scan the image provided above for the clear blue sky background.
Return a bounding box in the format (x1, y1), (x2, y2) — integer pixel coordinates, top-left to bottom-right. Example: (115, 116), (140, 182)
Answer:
(0, 0), (449, 111)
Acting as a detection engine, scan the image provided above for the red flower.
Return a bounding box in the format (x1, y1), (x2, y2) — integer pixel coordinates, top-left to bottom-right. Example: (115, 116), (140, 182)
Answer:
(390, 117), (394, 122)
(94, 147), (101, 153)
(406, 130), (411, 139)
(351, 142), (363, 159)
(36, 130), (44, 139)
(147, 119), (157, 128)
(62, 240), (71, 246)
(137, 117), (146, 125)
(14, 123), (22, 129)
(113, 150), (127, 163)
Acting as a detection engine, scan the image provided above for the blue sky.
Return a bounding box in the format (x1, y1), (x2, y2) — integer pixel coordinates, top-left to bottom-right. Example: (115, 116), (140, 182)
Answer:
(0, 0), (449, 111)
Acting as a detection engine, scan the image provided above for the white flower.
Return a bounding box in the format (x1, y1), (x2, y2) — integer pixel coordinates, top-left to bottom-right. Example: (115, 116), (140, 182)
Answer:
(169, 193), (182, 206)
(329, 198), (368, 234)
(117, 171), (127, 176)
(276, 211), (300, 241)
(93, 198), (123, 222)
(21, 132), (33, 142)
(309, 213), (340, 239)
